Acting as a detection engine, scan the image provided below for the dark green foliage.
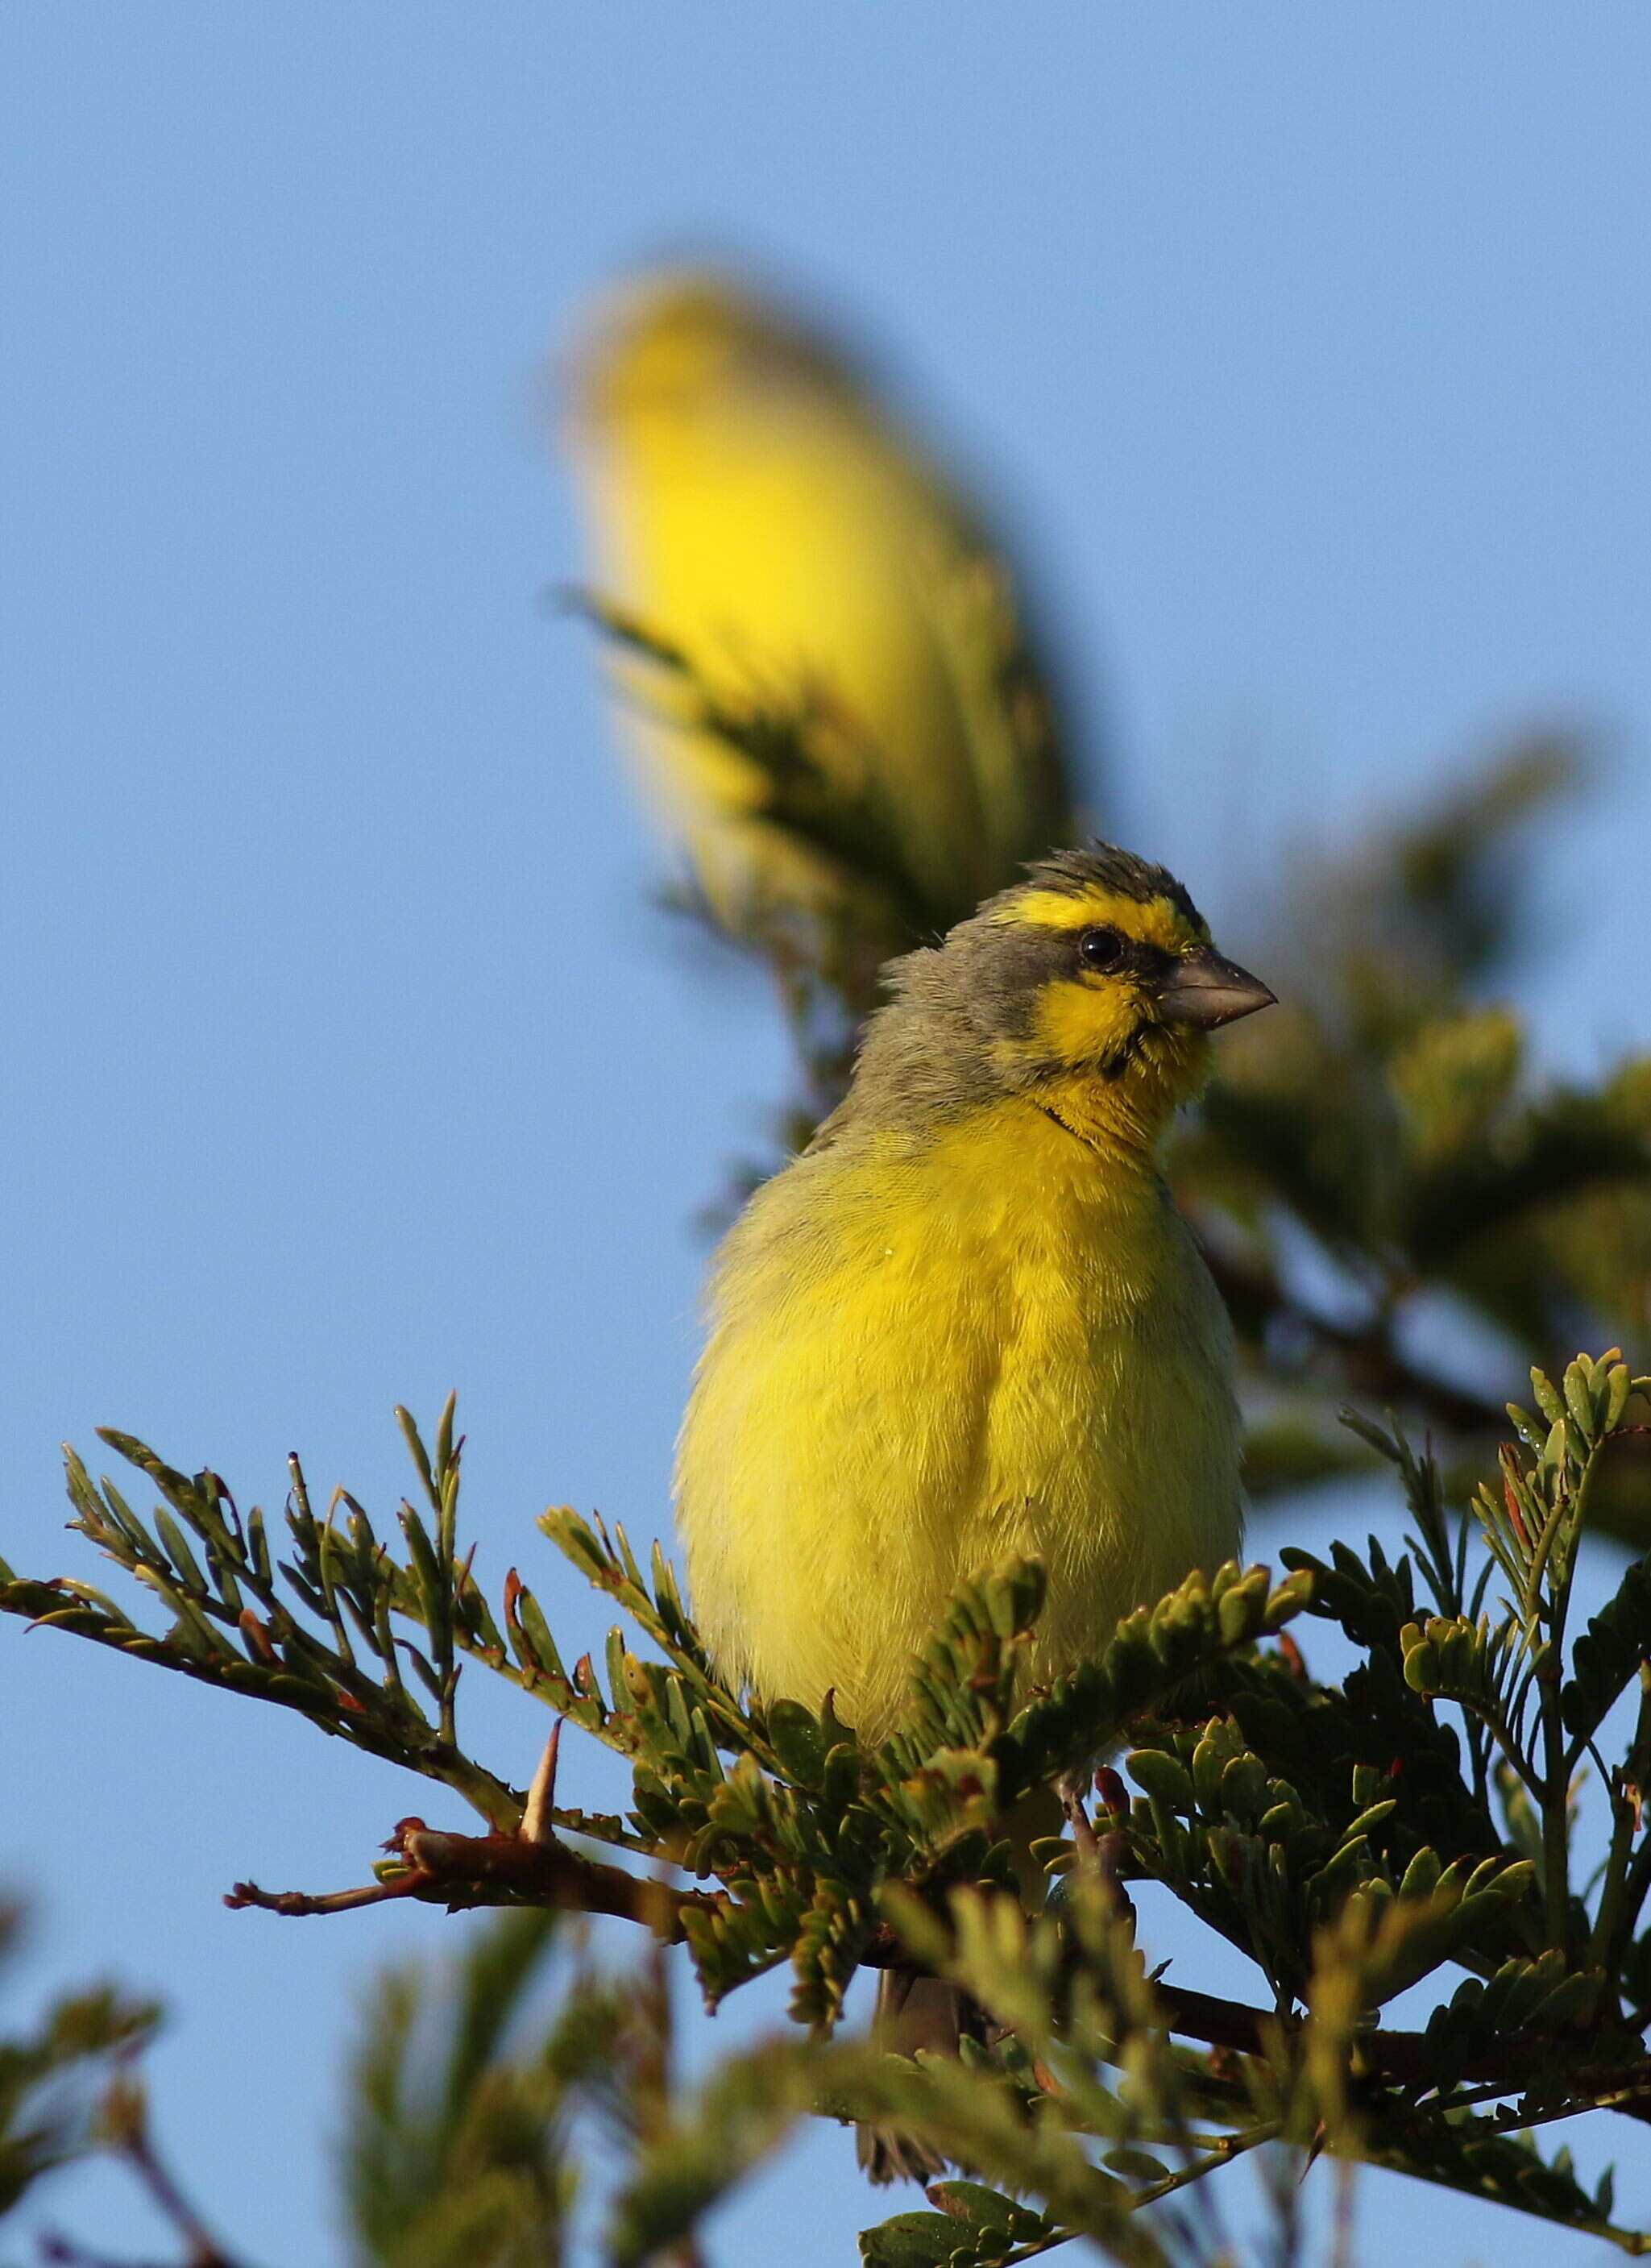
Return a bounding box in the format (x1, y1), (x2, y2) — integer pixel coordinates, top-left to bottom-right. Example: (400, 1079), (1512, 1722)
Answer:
(339, 1905), (831, 2268)
(342, 1910), (575, 2268)
(13, 1356), (1651, 2260)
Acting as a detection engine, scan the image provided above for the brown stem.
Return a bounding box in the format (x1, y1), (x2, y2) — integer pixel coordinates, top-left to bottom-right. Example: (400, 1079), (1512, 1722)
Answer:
(1145, 1975), (1651, 2110)
(226, 1813), (1651, 2122)
(226, 1813), (720, 1937)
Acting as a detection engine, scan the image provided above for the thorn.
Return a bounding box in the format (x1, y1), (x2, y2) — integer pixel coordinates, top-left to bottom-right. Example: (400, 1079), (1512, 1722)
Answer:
(521, 1720), (562, 1846)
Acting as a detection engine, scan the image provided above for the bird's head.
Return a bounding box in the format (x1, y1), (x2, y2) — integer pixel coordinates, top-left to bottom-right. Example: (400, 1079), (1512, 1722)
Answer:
(571, 271), (846, 438)
(861, 845), (1274, 1158)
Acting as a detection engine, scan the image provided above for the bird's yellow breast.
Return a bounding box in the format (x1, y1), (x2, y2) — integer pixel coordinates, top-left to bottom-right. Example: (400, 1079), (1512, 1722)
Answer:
(674, 1098), (1242, 1740)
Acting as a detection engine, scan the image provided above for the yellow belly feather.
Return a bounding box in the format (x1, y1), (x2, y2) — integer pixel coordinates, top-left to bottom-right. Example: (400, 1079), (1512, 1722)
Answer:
(675, 1099), (1242, 1740)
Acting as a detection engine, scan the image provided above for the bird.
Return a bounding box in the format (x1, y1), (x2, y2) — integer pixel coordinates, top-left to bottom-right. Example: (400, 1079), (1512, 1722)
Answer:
(674, 840), (1274, 2179)
(564, 269), (1075, 950)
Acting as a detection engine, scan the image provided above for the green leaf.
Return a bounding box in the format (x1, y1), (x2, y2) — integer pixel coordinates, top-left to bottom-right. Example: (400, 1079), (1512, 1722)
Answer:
(767, 1699), (828, 1789)
(1126, 1750), (1194, 1813)
(859, 2211), (970, 2268)
(926, 2180), (1047, 2239)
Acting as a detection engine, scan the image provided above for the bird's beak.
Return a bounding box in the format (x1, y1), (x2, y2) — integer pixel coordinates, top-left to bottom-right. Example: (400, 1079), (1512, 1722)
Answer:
(1158, 948), (1276, 1028)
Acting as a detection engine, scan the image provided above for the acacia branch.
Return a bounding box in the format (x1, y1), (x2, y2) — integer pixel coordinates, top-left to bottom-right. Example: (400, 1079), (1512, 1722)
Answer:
(228, 1801), (1651, 2128)
(226, 1814), (716, 1935)
(226, 1729), (721, 1938)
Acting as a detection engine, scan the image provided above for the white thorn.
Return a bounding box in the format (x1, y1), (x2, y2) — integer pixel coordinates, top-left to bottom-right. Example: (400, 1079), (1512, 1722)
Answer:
(520, 1719), (562, 1846)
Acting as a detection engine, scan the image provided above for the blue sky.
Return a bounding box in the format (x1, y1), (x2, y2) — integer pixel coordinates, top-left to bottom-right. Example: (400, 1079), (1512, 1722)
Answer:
(3, 10), (1650, 2262)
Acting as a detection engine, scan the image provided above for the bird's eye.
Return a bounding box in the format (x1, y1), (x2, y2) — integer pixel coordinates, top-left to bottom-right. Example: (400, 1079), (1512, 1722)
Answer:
(1077, 927), (1127, 973)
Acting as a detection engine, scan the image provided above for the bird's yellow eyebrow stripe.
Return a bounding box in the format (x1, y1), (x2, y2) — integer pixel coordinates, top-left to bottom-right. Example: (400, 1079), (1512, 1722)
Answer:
(994, 887), (1204, 952)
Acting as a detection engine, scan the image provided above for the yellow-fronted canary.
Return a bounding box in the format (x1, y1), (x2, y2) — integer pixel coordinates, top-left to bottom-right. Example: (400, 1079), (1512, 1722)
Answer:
(674, 842), (1273, 2177)
(565, 270), (1073, 945)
